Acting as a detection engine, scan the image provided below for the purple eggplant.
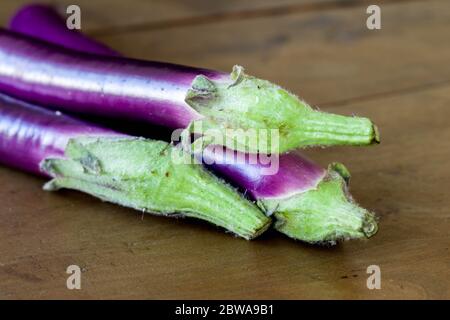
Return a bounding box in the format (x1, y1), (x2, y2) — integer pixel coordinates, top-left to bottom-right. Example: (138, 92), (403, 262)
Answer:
(9, 4), (120, 57)
(5, 5), (378, 243)
(0, 93), (121, 176)
(198, 145), (377, 243)
(0, 25), (378, 154)
(0, 93), (271, 239)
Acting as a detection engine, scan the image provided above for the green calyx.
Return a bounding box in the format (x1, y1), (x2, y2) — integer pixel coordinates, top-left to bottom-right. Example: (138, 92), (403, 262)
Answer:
(185, 65), (379, 154)
(40, 137), (271, 240)
(258, 164), (378, 245)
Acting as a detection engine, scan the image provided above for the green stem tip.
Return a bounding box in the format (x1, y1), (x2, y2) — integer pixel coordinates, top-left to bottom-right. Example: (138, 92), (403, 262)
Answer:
(259, 164), (378, 245)
(40, 137), (271, 240)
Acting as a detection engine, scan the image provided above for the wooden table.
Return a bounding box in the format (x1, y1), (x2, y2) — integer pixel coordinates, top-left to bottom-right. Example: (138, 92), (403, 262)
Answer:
(0, 0), (448, 299)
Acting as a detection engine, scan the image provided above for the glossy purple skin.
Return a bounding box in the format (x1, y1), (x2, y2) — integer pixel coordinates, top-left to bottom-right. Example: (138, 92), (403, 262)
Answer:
(0, 29), (225, 129)
(7, 8), (326, 199)
(9, 4), (120, 57)
(200, 146), (325, 199)
(0, 94), (122, 176)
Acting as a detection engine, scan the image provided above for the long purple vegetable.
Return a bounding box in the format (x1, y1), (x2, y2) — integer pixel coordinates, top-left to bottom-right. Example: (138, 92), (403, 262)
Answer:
(0, 93), (271, 239)
(0, 24), (379, 154)
(6, 4), (378, 243)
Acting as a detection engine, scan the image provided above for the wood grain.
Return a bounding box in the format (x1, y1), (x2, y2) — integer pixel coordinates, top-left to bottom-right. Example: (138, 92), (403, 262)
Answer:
(0, 0), (449, 299)
(0, 0), (338, 32)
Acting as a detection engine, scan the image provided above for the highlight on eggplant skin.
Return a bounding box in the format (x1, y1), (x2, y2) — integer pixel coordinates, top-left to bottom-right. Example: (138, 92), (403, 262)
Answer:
(0, 93), (123, 176)
(0, 4), (380, 245)
(0, 25), (379, 154)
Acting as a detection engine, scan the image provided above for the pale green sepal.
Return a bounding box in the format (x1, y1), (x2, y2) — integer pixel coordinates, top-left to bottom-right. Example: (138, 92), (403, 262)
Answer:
(40, 137), (271, 240)
(260, 165), (378, 245)
(185, 65), (379, 154)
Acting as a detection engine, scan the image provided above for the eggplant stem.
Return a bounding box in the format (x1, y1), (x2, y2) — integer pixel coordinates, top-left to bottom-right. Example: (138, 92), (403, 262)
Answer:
(40, 137), (271, 240)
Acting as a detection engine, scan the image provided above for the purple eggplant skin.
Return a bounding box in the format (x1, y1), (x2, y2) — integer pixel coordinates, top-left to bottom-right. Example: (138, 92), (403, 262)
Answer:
(199, 145), (326, 200)
(0, 28), (222, 129)
(9, 4), (120, 57)
(0, 93), (123, 176)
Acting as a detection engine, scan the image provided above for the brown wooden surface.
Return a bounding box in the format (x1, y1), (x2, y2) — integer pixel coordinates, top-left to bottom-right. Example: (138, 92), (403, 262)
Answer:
(0, 0), (449, 299)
